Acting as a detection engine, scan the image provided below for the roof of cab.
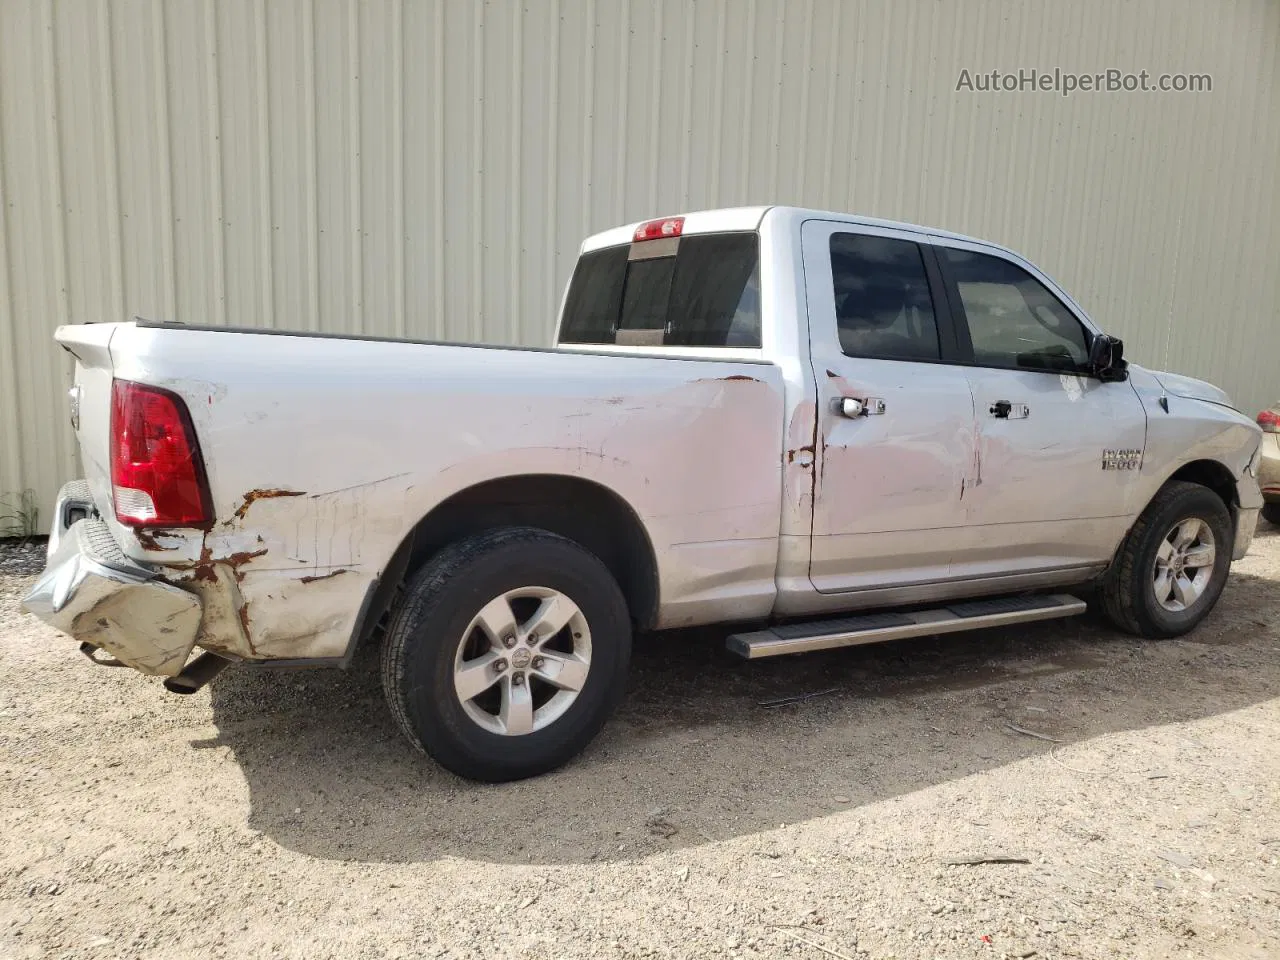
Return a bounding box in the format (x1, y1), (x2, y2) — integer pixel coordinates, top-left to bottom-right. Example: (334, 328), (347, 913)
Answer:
(578, 205), (1011, 257)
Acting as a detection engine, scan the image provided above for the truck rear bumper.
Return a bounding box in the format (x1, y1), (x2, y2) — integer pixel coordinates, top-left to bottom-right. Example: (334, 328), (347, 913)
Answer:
(21, 482), (203, 677)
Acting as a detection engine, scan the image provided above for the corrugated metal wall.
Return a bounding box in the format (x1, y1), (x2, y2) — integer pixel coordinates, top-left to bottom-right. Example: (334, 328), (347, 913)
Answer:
(3, 0), (1279, 529)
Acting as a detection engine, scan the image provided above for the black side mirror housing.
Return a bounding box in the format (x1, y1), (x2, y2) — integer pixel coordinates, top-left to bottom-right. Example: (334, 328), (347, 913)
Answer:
(1089, 334), (1128, 382)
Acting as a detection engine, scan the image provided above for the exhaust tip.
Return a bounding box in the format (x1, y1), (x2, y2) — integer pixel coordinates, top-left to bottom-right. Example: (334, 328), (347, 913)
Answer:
(162, 651), (231, 695)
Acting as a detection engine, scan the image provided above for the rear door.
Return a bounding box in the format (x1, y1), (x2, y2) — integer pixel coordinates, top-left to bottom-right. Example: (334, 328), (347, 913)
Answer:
(802, 220), (979, 593)
(933, 242), (1148, 570)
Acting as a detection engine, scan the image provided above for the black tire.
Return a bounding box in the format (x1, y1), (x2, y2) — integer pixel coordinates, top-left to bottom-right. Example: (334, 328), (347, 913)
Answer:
(380, 526), (631, 782)
(1100, 481), (1233, 639)
(1262, 502), (1280, 526)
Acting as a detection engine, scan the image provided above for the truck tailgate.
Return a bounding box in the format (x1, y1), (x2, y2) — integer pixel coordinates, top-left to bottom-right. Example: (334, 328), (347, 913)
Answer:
(55, 323), (120, 522)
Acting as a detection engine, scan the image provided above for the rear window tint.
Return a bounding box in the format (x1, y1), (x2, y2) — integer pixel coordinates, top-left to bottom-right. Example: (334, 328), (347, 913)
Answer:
(559, 247), (627, 344)
(620, 256), (676, 333)
(559, 232), (761, 347)
(830, 233), (941, 362)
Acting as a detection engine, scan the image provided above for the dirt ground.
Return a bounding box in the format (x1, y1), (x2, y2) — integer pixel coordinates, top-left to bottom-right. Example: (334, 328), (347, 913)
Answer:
(1, 528), (1278, 960)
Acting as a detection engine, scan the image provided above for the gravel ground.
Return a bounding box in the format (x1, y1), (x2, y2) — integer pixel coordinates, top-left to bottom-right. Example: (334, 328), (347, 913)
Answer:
(0, 539), (46, 578)
(1, 527), (1278, 960)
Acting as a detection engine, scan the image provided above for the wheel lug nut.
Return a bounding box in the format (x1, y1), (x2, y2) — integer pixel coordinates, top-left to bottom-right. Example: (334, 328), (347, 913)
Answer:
(532, 656), (544, 669)
(493, 658), (508, 672)
(502, 634), (516, 648)
(511, 672), (525, 686)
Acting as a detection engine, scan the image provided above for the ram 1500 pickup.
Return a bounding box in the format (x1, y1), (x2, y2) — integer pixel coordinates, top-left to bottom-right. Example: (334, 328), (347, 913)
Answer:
(24, 206), (1265, 781)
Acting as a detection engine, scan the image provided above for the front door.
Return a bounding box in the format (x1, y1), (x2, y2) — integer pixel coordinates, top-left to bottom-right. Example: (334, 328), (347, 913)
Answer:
(934, 243), (1148, 571)
(802, 220), (979, 593)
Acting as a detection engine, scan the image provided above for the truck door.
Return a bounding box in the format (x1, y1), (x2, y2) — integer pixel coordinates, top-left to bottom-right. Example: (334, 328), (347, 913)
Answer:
(801, 220), (979, 593)
(932, 242), (1148, 571)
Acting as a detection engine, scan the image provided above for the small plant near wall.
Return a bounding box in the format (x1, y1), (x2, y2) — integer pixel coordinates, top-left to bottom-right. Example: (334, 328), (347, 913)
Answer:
(0, 489), (39, 540)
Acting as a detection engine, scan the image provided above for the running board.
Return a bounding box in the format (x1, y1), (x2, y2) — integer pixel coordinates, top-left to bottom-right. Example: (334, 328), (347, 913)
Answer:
(726, 593), (1088, 659)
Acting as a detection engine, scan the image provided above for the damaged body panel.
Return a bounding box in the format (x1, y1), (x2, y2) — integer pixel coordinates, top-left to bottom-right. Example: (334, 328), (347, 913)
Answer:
(23, 496), (202, 676)
(38, 307), (788, 662)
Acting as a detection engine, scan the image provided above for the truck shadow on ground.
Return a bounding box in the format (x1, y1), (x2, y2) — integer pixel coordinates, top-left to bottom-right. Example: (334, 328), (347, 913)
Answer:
(203, 525), (1280, 867)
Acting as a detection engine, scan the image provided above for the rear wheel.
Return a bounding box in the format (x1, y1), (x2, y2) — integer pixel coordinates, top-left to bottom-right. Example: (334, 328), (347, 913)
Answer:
(380, 527), (632, 782)
(1262, 503), (1280, 525)
(1100, 481), (1232, 638)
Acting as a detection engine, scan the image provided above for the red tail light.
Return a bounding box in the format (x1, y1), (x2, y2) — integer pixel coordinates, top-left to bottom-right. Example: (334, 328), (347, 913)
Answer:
(1258, 409), (1280, 433)
(111, 380), (213, 527)
(633, 216), (684, 242)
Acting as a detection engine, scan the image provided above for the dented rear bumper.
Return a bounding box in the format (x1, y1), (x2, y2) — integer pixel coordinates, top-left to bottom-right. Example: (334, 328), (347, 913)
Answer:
(21, 483), (203, 677)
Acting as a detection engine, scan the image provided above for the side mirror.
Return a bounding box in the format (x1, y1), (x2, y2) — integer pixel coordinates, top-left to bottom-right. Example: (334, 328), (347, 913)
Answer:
(1089, 334), (1128, 382)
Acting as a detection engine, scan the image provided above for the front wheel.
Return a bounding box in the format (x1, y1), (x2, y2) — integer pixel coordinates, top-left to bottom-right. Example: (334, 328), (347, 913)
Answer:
(380, 527), (632, 782)
(1100, 481), (1233, 638)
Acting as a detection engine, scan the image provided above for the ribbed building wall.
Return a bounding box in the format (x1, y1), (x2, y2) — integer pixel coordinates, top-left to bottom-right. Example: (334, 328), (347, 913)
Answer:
(2, 0), (1278, 527)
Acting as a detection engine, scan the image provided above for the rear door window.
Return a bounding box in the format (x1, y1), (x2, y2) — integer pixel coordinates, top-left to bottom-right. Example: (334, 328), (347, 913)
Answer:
(560, 233), (761, 347)
(829, 233), (942, 361)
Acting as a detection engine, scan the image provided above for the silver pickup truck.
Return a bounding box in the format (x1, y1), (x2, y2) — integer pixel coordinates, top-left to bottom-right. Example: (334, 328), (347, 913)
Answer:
(24, 206), (1264, 781)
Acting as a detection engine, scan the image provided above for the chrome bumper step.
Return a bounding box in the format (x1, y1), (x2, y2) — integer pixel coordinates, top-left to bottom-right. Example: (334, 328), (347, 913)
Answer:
(726, 593), (1087, 659)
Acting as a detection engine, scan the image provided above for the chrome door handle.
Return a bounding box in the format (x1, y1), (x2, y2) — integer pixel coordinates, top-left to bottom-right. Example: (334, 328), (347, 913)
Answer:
(838, 396), (886, 418)
(989, 400), (1030, 419)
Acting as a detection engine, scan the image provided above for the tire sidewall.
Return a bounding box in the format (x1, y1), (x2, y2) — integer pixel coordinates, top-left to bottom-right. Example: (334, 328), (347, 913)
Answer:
(1130, 488), (1232, 637)
(398, 531), (631, 781)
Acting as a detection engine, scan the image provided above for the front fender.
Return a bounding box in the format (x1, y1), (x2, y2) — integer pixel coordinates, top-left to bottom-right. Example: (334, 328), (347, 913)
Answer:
(1128, 367), (1263, 558)
(1131, 368), (1262, 484)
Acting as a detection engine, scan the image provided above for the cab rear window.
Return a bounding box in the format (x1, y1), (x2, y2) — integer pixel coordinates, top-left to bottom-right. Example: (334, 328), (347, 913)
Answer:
(559, 232), (761, 347)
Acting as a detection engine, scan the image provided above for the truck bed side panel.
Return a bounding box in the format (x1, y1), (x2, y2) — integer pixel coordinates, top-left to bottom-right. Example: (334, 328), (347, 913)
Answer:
(97, 324), (784, 659)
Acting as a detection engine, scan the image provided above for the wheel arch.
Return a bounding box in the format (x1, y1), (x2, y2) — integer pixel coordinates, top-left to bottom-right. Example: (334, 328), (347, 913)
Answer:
(356, 474), (660, 650)
(1166, 458), (1240, 510)
(1102, 458), (1240, 579)
(1100, 475), (1235, 638)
